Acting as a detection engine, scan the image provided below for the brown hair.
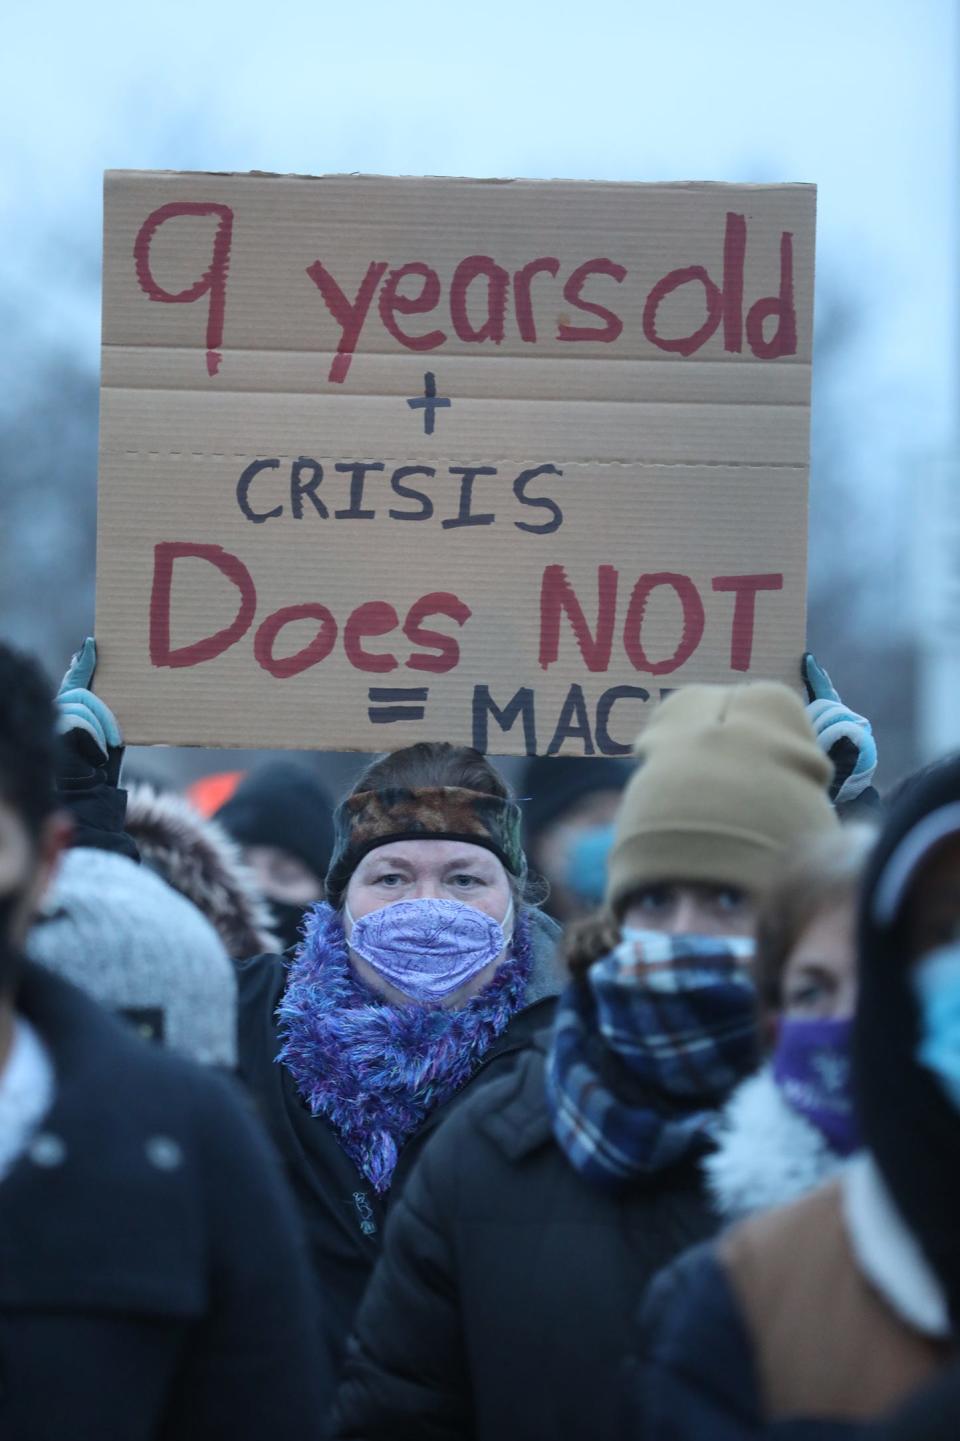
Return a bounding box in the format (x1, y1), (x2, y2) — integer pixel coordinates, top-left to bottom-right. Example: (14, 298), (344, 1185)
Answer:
(753, 822), (876, 1019)
(564, 908), (621, 981)
(350, 743), (509, 802)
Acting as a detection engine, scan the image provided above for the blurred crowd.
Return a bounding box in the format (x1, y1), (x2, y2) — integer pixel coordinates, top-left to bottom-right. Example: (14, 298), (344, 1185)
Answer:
(1, 634), (958, 1439)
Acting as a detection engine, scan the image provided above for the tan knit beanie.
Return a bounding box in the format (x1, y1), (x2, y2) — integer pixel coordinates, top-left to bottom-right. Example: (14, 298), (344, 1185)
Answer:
(606, 682), (837, 917)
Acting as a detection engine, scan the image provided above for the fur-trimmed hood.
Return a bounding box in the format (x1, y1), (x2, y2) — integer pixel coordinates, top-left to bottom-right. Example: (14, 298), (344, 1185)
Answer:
(126, 784), (280, 961)
(703, 1066), (849, 1223)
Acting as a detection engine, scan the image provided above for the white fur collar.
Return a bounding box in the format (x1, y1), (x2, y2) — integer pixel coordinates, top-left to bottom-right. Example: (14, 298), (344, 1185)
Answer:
(842, 1154), (950, 1337)
(704, 1067), (846, 1222)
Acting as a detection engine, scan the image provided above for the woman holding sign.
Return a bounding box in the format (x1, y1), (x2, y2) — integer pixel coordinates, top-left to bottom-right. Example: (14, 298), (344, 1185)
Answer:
(234, 742), (564, 1372)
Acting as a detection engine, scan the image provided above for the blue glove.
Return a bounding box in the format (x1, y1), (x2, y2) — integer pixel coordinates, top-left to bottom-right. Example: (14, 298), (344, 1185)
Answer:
(56, 638), (122, 760)
(802, 653), (877, 804)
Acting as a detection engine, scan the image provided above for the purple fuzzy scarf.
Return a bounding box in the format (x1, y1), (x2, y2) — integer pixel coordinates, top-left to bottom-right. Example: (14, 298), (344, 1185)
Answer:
(276, 902), (533, 1193)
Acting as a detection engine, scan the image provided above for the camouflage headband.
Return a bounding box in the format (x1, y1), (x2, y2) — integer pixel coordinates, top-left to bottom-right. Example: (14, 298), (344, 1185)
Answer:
(325, 785), (526, 908)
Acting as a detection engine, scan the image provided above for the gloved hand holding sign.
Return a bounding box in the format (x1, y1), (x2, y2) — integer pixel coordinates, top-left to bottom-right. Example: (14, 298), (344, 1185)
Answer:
(802, 653), (878, 807)
(55, 638), (137, 860)
(56, 637), (123, 765)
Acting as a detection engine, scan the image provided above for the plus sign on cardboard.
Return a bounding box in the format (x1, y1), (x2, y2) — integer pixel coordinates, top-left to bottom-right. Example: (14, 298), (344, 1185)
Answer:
(96, 171), (815, 755)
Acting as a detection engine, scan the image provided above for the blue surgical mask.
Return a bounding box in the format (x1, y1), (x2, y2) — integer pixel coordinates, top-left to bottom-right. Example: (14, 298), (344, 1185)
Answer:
(564, 824), (616, 905)
(913, 942), (960, 1110)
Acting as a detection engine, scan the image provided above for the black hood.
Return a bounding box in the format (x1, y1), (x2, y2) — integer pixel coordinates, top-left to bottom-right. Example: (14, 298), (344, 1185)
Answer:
(214, 761), (334, 884)
(519, 756), (629, 850)
(856, 753), (960, 1323)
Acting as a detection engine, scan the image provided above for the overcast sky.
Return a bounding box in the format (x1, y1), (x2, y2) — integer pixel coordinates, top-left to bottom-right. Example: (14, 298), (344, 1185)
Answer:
(1, 0), (954, 454)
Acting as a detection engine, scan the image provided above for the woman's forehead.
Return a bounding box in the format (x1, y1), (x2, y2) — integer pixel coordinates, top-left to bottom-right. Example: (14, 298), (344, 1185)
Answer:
(359, 838), (503, 872)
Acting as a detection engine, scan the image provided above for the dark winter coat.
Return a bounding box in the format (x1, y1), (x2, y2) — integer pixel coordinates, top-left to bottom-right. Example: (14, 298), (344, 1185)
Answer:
(236, 908), (563, 1374)
(628, 1228), (861, 1441)
(628, 1165), (955, 1440)
(3, 962), (332, 1441)
(332, 1031), (719, 1441)
(870, 1363), (960, 1440)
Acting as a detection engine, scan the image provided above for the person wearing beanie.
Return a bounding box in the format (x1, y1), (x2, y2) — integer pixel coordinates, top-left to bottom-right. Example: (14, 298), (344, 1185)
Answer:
(29, 847), (238, 1067)
(607, 681), (839, 921)
(564, 680), (839, 975)
(0, 640), (332, 1438)
(332, 682), (838, 1441)
(519, 755), (629, 923)
(215, 760), (336, 950)
(633, 753), (960, 1439)
(125, 782), (281, 962)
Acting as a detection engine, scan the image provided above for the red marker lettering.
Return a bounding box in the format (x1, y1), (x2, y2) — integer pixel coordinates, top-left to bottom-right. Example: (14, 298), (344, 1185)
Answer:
(133, 202), (234, 378)
(623, 573), (705, 675)
(712, 574), (784, 670)
(539, 565), (619, 672)
(404, 593), (472, 673)
(149, 542), (254, 667)
(557, 259), (627, 343)
(306, 259), (389, 383)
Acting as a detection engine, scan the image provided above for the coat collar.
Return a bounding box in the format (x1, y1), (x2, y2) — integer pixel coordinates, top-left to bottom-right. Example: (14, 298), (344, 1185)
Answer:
(523, 909), (564, 1006)
(842, 1153), (951, 1338)
(475, 1032), (556, 1161)
(704, 1067), (848, 1223)
(467, 911), (580, 1163)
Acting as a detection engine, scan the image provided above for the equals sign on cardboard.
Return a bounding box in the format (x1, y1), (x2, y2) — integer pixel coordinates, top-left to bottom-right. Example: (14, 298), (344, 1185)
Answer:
(367, 687), (429, 724)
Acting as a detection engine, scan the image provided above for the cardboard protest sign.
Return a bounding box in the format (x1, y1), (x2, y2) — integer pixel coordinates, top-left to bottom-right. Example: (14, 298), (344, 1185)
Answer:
(96, 171), (816, 755)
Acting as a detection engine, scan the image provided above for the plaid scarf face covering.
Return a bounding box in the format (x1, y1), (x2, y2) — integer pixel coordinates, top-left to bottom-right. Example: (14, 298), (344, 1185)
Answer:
(546, 932), (759, 1190)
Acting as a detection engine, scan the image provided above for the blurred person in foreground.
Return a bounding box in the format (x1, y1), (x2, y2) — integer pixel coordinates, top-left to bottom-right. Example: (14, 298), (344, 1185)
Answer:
(866, 1363), (960, 1441)
(44, 641), (242, 1062)
(0, 640), (331, 1438)
(635, 754), (960, 1438)
(332, 682), (839, 1441)
(519, 754), (629, 923)
(703, 823), (875, 1222)
(28, 841), (239, 1064)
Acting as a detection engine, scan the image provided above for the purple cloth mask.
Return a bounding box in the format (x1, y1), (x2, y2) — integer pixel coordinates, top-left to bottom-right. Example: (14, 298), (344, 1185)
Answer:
(346, 897), (513, 1002)
(772, 1016), (861, 1157)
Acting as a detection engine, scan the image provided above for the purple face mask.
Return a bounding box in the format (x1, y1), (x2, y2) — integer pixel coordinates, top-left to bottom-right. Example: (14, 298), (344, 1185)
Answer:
(345, 897), (514, 1002)
(772, 1016), (861, 1158)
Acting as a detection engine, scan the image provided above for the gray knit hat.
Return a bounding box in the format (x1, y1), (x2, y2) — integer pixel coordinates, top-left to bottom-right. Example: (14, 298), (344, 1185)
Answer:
(28, 848), (237, 1067)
